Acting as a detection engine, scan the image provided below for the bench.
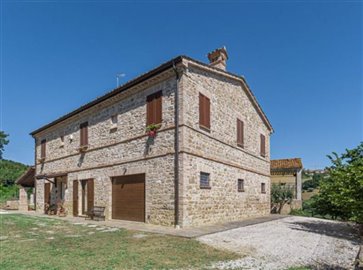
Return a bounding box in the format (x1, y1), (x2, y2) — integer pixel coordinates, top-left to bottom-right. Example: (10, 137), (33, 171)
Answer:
(86, 206), (106, 221)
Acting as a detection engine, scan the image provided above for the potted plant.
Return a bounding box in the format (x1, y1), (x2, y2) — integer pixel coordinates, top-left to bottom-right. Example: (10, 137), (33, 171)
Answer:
(146, 123), (161, 138)
(57, 200), (67, 217)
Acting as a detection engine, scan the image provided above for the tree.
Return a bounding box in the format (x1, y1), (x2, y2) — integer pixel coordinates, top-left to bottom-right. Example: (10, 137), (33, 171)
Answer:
(0, 131), (9, 159)
(271, 184), (294, 214)
(313, 142), (363, 223)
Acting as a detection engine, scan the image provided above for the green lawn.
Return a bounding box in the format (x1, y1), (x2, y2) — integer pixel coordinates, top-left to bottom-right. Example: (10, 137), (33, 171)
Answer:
(0, 214), (237, 270)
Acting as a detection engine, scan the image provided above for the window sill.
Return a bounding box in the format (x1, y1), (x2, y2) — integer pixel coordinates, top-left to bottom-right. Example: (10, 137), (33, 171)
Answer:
(199, 125), (210, 133)
(200, 186), (211, 189)
(237, 143), (244, 149)
(261, 191), (266, 194)
(110, 126), (117, 133)
(37, 157), (45, 163)
(238, 189), (245, 192)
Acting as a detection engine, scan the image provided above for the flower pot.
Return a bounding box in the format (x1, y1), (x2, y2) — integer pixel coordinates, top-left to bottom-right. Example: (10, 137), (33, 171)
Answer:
(148, 130), (156, 138)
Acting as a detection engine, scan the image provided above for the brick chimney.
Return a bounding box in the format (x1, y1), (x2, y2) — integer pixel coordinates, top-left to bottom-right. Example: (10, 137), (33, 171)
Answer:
(207, 47), (228, 71)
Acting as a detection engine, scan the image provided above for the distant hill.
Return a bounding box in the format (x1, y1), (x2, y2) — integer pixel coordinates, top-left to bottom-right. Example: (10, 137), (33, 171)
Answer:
(0, 159), (29, 186)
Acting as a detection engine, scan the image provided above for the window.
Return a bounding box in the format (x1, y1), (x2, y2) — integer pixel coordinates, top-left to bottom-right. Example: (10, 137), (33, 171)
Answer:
(238, 179), (244, 192)
(111, 114), (118, 125)
(261, 183), (266, 193)
(56, 177), (66, 200)
(237, 119), (244, 148)
(199, 93), (210, 130)
(146, 91), (162, 126)
(260, 134), (266, 157)
(110, 114), (118, 130)
(40, 139), (46, 159)
(60, 135), (65, 147)
(80, 122), (88, 147)
(200, 172), (211, 189)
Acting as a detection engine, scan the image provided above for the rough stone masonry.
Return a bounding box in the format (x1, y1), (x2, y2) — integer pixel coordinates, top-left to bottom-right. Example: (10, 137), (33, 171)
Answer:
(32, 48), (272, 227)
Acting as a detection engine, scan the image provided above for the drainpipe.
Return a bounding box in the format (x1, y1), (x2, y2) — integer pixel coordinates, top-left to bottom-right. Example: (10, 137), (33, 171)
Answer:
(172, 62), (180, 228)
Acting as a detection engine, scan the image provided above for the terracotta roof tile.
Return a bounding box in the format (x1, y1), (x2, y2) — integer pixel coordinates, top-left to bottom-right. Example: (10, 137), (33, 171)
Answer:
(271, 158), (303, 172)
(16, 167), (35, 187)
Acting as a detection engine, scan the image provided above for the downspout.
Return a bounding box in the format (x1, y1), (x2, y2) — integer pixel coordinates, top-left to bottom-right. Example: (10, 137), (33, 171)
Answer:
(172, 62), (180, 228)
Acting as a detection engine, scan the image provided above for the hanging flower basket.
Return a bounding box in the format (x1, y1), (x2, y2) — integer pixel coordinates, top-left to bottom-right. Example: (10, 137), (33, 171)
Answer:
(146, 123), (161, 138)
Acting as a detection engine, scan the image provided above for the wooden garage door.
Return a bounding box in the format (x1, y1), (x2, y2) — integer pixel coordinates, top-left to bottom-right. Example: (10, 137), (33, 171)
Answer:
(112, 174), (145, 222)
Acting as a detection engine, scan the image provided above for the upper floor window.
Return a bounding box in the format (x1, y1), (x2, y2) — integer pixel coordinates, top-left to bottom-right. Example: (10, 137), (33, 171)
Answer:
(80, 122), (88, 147)
(238, 179), (245, 192)
(260, 134), (266, 157)
(261, 183), (266, 194)
(40, 139), (46, 159)
(199, 93), (210, 130)
(110, 114), (118, 130)
(237, 119), (244, 148)
(60, 135), (65, 148)
(200, 172), (211, 189)
(146, 91), (162, 126)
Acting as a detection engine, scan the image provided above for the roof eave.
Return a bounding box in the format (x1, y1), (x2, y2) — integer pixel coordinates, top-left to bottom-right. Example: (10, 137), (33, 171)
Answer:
(30, 56), (184, 136)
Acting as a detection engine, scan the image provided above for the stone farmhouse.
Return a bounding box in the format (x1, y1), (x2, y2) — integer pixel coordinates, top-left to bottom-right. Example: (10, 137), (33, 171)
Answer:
(31, 47), (273, 227)
(271, 158), (303, 214)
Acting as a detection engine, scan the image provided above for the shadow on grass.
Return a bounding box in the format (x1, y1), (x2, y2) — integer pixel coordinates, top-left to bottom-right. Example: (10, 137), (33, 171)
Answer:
(288, 219), (360, 245)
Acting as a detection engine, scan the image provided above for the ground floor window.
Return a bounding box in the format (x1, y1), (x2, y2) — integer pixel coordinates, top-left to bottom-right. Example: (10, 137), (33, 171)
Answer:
(238, 179), (244, 192)
(261, 183), (266, 193)
(200, 172), (211, 189)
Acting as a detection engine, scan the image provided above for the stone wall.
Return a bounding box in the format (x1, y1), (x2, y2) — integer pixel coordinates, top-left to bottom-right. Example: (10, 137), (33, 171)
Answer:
(35, 73), (178, 226)
(178, 62), (271, 226)
(33, 58), (272, 227)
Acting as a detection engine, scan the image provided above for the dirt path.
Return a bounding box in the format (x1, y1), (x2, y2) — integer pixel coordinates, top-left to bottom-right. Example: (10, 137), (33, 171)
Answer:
(198, 216), (360, 269)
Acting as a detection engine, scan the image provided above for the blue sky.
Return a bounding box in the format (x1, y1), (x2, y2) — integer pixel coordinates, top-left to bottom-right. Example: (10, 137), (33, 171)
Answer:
(1, 1), (362, 168)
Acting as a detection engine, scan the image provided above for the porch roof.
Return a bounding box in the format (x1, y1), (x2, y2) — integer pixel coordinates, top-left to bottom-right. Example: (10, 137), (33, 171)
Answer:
(16, 167), (35, 187)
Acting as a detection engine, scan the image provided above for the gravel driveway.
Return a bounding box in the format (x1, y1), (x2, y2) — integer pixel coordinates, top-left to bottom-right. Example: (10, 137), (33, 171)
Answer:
(198, 216), (360, 269)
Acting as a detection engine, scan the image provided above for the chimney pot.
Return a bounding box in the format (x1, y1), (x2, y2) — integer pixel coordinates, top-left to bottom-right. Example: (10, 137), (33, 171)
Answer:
(207, 46), (228, 71)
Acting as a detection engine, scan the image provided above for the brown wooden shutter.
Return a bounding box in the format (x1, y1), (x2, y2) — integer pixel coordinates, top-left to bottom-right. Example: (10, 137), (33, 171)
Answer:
(146, 94), (153, 126)
(199, 93), (204, 127)
(73, 180), (78, 216)
(154, 91), (162, 124)
(87, 179), (94, 213)
(80, 122), (88, 146)
(146, 91), (162, 126)
(205, 96), (210, 129)
(199, 93), (210, 129)
(237, 119), (244, 147)
(41, 139), (46, 159)
(260, 134), (266, 157)
(44, 183), (50, 213)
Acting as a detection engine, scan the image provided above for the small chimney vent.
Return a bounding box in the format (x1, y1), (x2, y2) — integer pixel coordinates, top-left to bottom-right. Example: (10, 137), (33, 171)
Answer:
(207, 46), (228, 71)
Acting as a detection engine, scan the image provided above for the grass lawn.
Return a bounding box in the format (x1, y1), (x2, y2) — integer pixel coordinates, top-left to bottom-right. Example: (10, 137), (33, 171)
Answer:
(0, 214), (237, 270)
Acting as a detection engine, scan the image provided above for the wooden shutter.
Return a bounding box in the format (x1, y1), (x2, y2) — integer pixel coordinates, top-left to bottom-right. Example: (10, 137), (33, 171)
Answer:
(199, 93), (210, 129)
(73, 180), (78, 216)
(41, 139), (46, 159)
(146, 91), (162, 126)
(44, 183), (50, 213)
(87, 179), (94, 213)
(237, 119), (244, 147)
(260, 134), (266, 157)
(80, 122), (88, 146)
